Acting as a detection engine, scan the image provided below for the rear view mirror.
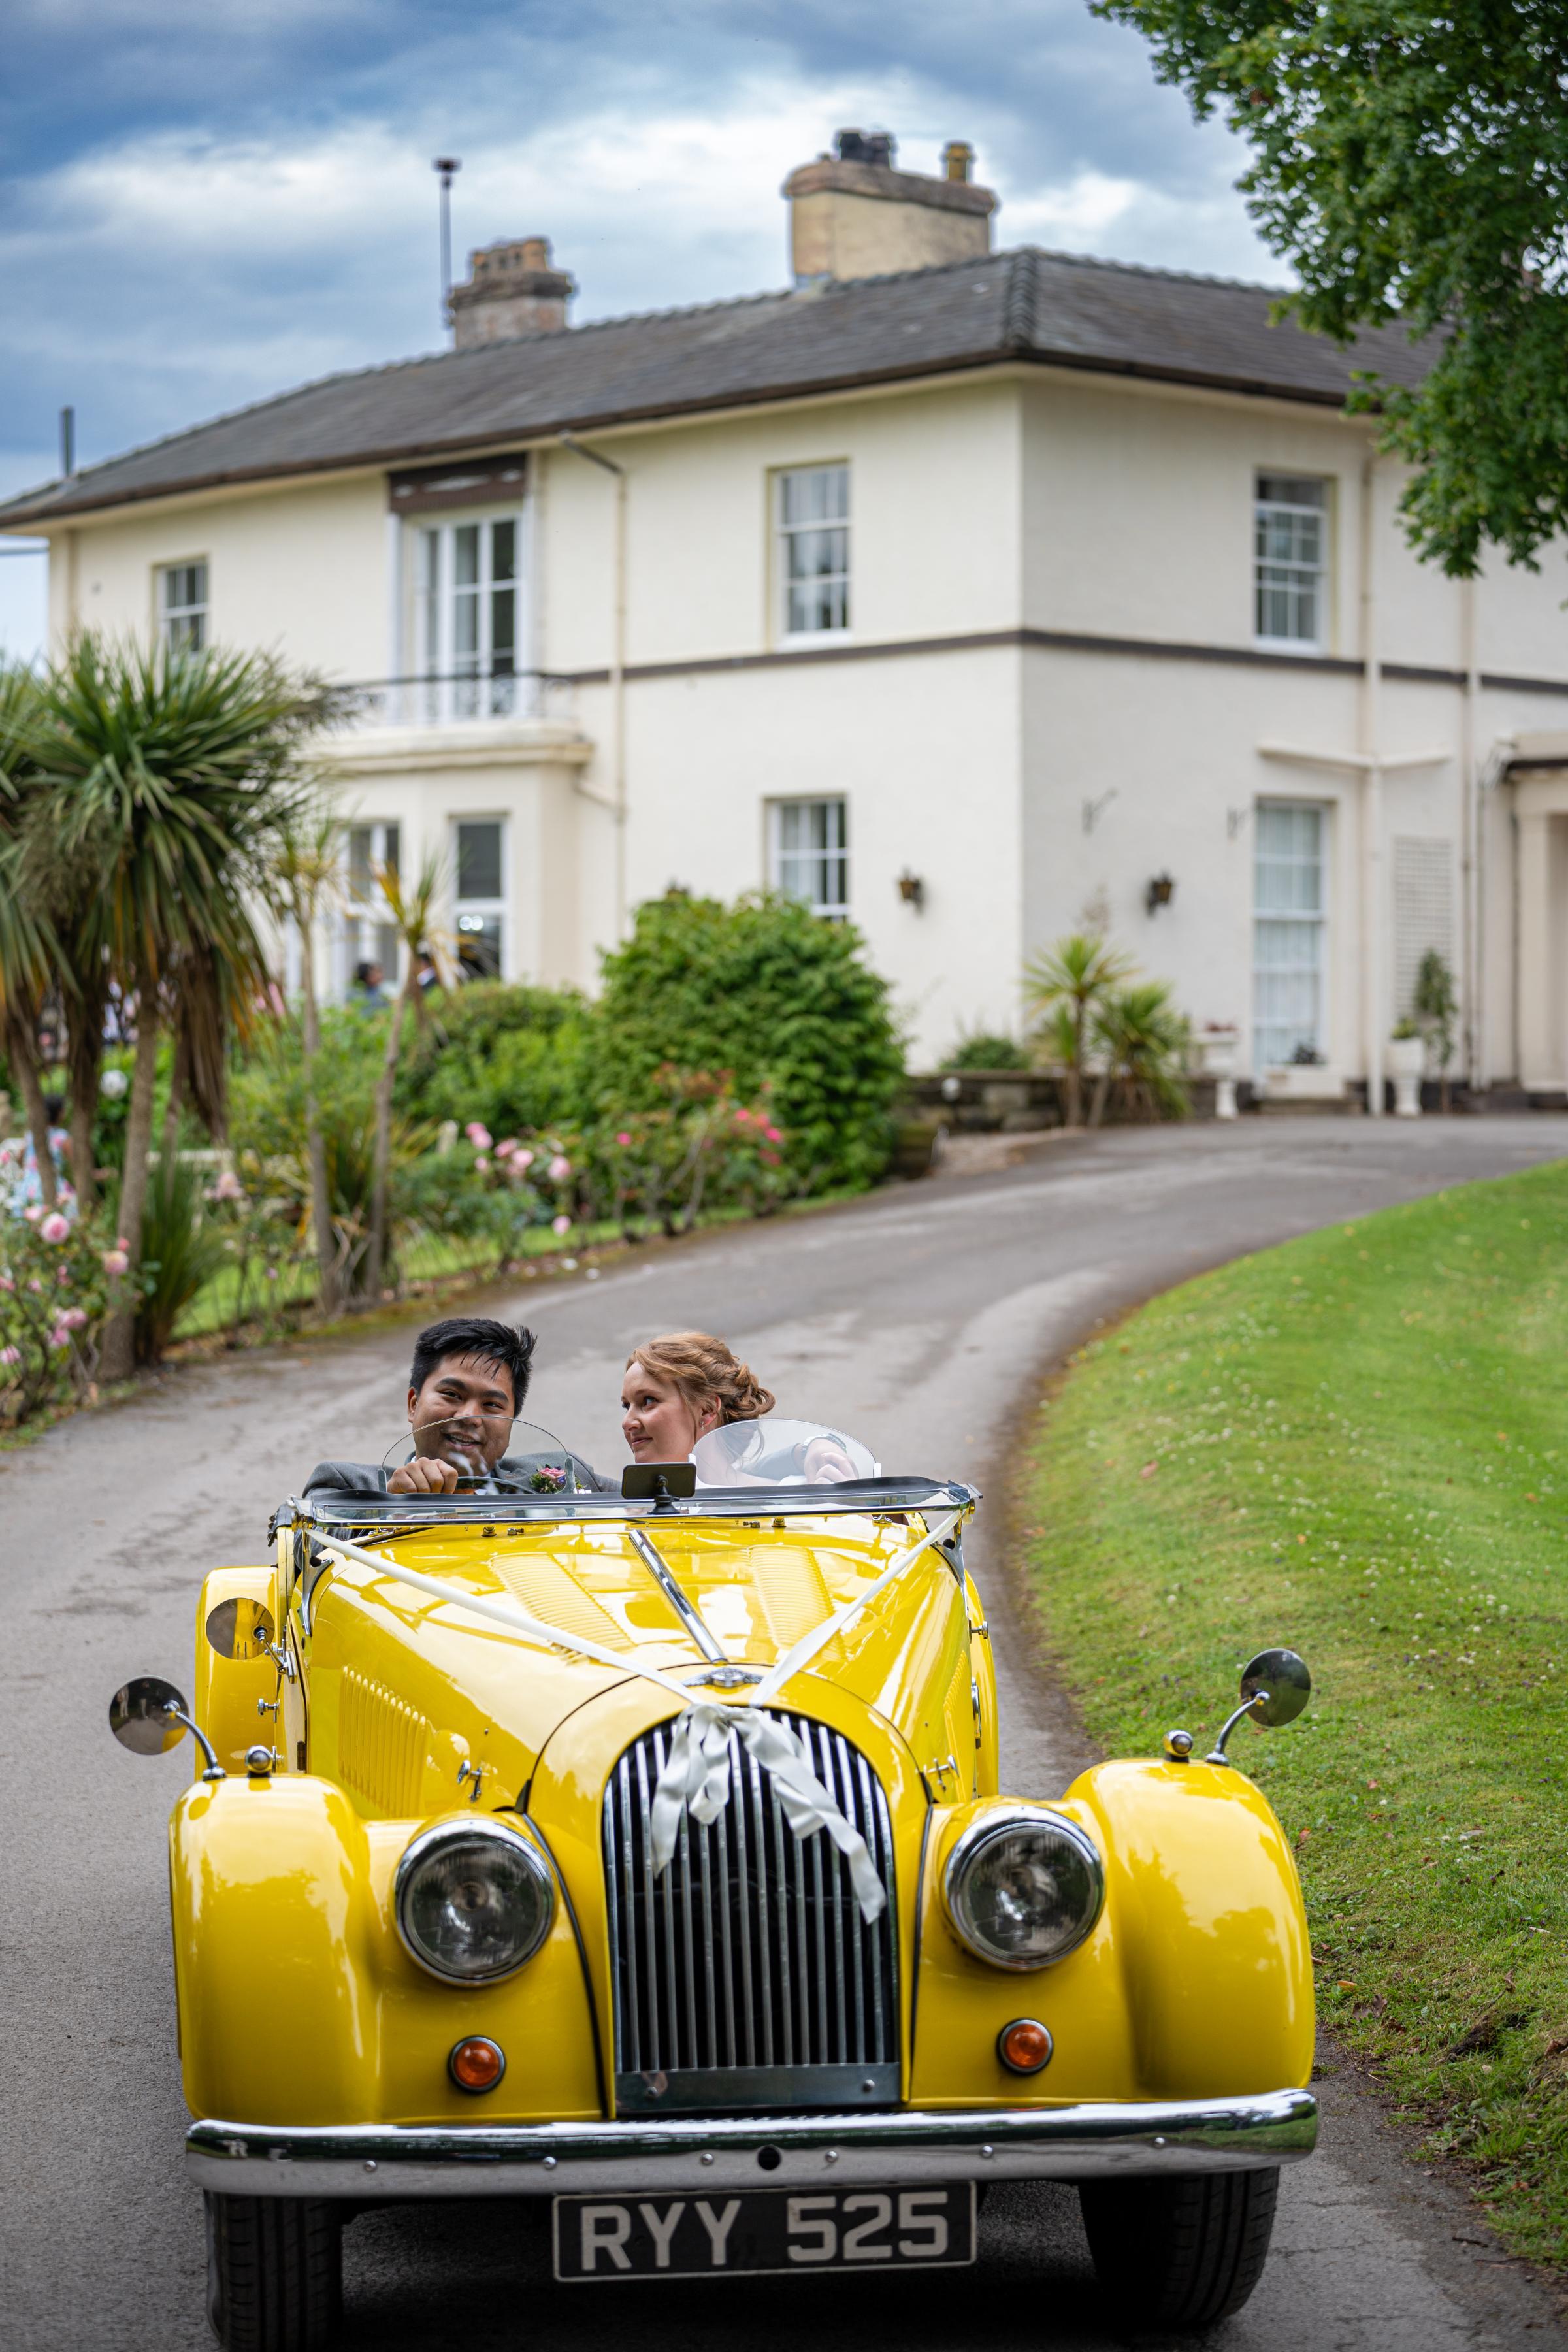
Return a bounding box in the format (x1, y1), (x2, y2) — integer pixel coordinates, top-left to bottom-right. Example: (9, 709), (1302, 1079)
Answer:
(204, 1597), (276, 1660)
(622, 1462), (697, 1501)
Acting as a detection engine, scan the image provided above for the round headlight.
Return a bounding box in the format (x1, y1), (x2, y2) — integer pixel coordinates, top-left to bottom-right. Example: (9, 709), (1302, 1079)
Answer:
(395, 1818), (555, 1984)
(943, 1808), (1104, 1970)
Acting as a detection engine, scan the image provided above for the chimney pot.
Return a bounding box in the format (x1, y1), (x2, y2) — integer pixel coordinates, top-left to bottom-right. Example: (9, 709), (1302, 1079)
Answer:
(942, 140), (975, 184)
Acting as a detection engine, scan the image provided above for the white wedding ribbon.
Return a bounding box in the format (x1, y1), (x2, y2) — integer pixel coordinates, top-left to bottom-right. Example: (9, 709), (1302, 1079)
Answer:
(305, 1500), (967, 1925)
(751, 1507), (964, 1703)
(649, 1702), (889, 1921)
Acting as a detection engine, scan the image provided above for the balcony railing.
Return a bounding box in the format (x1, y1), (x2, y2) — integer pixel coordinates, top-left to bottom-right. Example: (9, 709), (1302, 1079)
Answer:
(333, 666), (579, 731)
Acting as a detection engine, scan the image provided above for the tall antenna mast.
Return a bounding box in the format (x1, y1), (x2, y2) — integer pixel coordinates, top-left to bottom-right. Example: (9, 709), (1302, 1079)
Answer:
(433, 156), (461, 333)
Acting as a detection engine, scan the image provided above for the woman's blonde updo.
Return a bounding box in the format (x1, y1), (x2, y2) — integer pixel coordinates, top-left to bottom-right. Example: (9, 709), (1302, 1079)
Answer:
(625, 1332), (775, 1429)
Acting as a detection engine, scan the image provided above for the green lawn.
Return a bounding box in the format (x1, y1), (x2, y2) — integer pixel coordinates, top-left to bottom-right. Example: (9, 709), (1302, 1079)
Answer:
(1022, 1158), (1568, 2270)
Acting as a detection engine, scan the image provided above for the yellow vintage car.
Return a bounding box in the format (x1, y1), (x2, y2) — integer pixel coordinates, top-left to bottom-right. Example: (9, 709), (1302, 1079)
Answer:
(110, 1414), (1315, 2348)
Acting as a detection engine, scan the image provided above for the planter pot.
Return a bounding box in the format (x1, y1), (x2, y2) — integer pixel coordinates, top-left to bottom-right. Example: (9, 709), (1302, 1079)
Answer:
(1387, 1036), (1426, 1118)
(1199, 1032), (1241, 1119)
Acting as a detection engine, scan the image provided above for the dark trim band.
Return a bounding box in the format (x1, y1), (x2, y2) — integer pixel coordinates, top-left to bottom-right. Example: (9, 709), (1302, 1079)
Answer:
(559, 625), (1568, 699)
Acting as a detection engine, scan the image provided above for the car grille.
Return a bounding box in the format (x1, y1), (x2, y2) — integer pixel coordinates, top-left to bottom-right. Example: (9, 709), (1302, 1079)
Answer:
(602, 1712), (900, 2115)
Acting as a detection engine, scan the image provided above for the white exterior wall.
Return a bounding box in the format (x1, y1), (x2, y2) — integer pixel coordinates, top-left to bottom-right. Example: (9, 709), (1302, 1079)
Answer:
(29, 350), (1568, 1077)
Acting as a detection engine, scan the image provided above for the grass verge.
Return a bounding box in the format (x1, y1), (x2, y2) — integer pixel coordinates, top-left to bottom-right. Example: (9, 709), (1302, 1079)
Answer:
(1021, 1158), (1568, 2270)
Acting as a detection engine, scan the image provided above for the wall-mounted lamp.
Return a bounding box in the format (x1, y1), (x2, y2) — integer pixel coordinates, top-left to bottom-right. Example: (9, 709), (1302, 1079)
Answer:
(1145, 872), (1175, 916)
(897, 870), (926, 909)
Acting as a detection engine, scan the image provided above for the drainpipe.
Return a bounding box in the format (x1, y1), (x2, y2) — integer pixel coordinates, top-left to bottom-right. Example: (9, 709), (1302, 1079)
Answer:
(1358, 451), (1384, 1116)
(557, 432), (627, 941)
(1458, 576), (1480, 1088)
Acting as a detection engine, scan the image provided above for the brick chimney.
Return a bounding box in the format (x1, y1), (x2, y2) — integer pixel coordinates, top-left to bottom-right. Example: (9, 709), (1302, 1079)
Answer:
(783, 131), (997, 286)
(449, 237), (575, 346)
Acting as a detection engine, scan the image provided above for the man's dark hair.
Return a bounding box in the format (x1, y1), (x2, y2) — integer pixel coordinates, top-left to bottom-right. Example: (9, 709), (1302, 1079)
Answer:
(409, 1318), (537, 1414)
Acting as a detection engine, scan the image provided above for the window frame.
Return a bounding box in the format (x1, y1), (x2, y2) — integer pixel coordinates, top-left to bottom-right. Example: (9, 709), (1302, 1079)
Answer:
(412, 503), (530, 722)
(774, 462), (851, 647)
(1252, 798), (1330, 1073)
(453, 815), (508, 979)
(156, 557), (209, 655)
(339, 819), (402, 998)
(1253, 473), (1330, 654)
(767, 795), (849, 920)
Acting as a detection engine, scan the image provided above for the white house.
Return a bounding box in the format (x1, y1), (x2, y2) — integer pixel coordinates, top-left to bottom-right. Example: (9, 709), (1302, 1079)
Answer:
(6, 129), (1568, 1099)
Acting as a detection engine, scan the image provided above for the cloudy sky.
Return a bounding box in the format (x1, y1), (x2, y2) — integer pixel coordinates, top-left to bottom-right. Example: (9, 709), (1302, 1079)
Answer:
(0, 0), (1282, 657)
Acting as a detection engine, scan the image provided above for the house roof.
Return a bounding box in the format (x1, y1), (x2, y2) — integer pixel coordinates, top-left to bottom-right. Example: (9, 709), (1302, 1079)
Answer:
(0, 245), (1434, 532)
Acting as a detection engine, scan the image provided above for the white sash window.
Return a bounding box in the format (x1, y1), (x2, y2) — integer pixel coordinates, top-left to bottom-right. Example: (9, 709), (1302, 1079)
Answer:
(415, 512), (527, 720)
(1253, 802), (1326, 1070)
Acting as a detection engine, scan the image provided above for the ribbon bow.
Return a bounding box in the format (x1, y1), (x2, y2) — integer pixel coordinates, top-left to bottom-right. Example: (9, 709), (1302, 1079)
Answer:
(649, 1703), (887, 1923)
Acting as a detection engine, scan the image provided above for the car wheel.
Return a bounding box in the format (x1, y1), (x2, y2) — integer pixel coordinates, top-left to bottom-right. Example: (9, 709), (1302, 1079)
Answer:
(1077, 2166), (1279, 2328)
(204, 2191), (343, 2351)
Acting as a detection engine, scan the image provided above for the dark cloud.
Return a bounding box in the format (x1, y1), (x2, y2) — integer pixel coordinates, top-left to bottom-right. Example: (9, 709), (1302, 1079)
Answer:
(0, 0), (1275, 655)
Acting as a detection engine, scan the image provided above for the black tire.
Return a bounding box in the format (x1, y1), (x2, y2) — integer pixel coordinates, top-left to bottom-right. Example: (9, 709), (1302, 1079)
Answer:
(1078, 2166), (1279, 2329)
(205, 2191), (343, 2351)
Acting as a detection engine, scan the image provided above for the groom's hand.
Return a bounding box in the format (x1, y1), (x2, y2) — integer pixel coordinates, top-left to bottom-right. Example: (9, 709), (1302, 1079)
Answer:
(388, 1458), (461, 1494)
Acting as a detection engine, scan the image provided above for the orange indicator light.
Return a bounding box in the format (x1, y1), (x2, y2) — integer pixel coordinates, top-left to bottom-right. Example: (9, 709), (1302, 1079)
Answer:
(997, 2017), (1053, 2075)
(449, 2036), (506, 2093)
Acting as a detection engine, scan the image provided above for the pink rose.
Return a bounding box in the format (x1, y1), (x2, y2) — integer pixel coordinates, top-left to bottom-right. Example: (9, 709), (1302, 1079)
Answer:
(475, 1154), (491, 1171)
(56, 1265), (71, 1284)
(27, 1277), (42, 1294)
(59, 1307), (88, 1330)
(23, 1205), (42, 1224)
(764, 1126), (783, 1143)
(0, 1345), (19, 1365)
(496, 1137), (518, 1158)
(213, 1169), (244, 1201)
(549, 1155), (572, 1181)
(465, 1122), (492, 1150)
(102, 1250), (129, 1277)
(616, 1131), (632, 1147)
(116, 1235), (130, 1250)
(48, 1328), (69, 1351)
(551, 1213), (572, 1235)
(40, 1213), (70, 1244)
(512, 1147), (534, 1171)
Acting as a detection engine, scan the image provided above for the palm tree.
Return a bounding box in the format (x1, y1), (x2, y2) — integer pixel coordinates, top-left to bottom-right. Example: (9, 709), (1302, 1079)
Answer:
(362, 853), (453, 1305)
(1022, 934), (1135, 1128)
(29, 636), (315, 1382)
(272, 806), (347, 1314)
(0, 667), (61, 1208)
(1089, 981), (1192, 1126)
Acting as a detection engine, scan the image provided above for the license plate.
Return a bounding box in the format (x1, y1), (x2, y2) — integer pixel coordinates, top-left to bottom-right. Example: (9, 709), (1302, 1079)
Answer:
(553, 2181), (976, 2281)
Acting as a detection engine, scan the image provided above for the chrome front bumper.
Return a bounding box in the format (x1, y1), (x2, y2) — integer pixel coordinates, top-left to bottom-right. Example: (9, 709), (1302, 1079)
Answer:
(187, 2088), (1315, 2200)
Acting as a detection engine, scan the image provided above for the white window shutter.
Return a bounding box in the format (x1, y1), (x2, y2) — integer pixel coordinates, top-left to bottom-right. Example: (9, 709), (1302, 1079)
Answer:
(1392, 836), (1455, 1018)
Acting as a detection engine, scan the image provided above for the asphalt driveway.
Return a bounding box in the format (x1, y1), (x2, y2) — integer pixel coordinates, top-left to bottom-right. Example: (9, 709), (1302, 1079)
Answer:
(5, 1115), (1567, 2349)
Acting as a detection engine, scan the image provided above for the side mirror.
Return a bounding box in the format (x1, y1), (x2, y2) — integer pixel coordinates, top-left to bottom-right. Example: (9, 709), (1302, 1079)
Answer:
(108, 1676), (223, 1778)
(204, 1597), (277, 1660)
(1239, 1647), (1311, 1729)
(1203, 1646), (1312, 1765)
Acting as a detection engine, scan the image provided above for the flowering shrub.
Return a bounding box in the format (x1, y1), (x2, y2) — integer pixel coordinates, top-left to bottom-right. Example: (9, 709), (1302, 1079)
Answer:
(394, 1068), (791, 1269)
(0, 1213), (112, 1424)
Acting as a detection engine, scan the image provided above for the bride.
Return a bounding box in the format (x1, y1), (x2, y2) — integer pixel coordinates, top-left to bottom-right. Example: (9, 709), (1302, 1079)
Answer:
(619, 1331), (774, 1463)
(620, 1331), (869, 1484)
